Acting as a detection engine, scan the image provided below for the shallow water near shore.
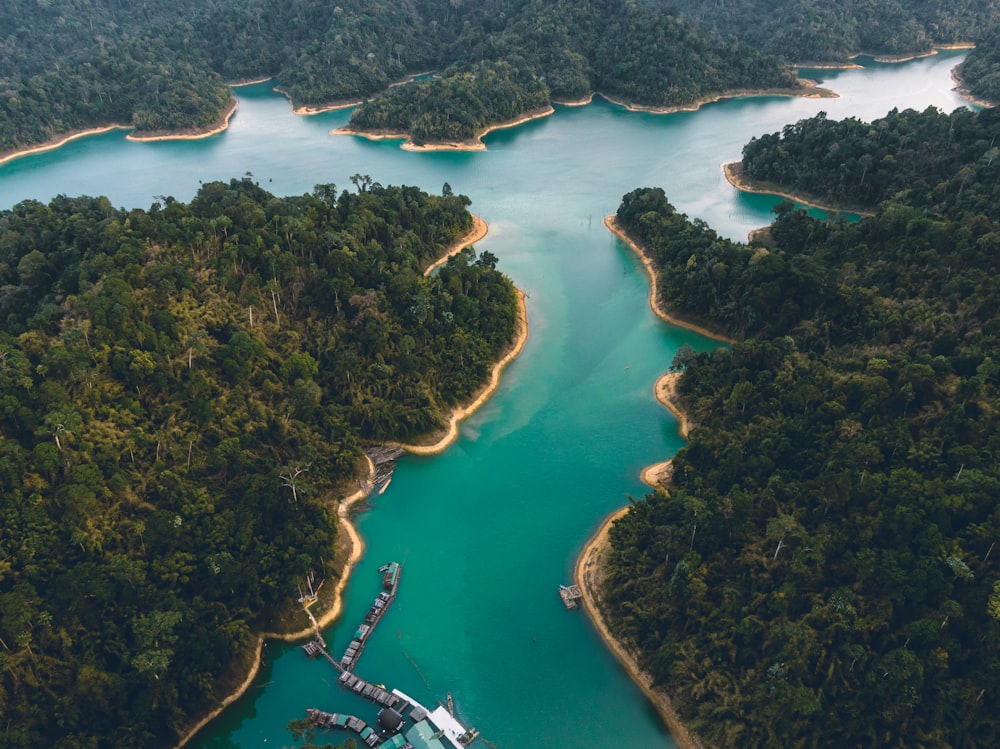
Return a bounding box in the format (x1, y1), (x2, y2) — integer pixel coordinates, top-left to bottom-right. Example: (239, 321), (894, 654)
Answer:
(0, 51), (975, 748)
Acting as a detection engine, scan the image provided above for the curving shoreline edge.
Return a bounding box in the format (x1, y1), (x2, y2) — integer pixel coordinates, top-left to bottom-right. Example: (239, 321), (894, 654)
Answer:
(423, 214), (489, 276)
(575, 217), (739, 749)
(575, 506), (706, 749)
(392, 287), (528, 456)
(605, 215), (736, 344)
(331, 106), (556, 152)
(722, 161), (875, 217)
(173, 217), (528, 747)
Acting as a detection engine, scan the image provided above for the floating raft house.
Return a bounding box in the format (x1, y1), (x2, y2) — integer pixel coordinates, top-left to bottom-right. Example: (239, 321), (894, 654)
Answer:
(340, 562), (401, 670)
(559, 584), (582, 610)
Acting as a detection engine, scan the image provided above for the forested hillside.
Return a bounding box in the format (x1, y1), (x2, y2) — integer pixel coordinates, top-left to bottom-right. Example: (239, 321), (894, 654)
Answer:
(345, 0), (799, 144)
(604, 107), (1000, 746)
(346, 61), (551, 146)
(0, 178), (518, 748)
(740, 105), (1000, 211)
(955, 25), (1000, 104)
(669, 0), (998, 62)
(0, 0), (797, 153)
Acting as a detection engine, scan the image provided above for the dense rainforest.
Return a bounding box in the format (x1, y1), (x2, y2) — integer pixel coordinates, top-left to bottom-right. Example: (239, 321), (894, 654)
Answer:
(739, 105), (1000, 212)
(345, 0), (800, 144)
(955, 25), (1000, 105)
(1, 0), (799, 153)
(670, 0), (999, 63)
(0, 178), (518, 748)
(346, 61), (551, 146)
(604, 105), (1000, 746)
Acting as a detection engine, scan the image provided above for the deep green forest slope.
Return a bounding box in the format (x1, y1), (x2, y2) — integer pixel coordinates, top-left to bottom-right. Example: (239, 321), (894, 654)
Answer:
(605, 107), (1000, 746)
(955, 25), (1000, 105)
(669, 0), (998, 62)
(0, 178), (518, 748)
(740, 105), (1000, 212)
(0, 0), (797, 153)
(345, 0), (799, 144)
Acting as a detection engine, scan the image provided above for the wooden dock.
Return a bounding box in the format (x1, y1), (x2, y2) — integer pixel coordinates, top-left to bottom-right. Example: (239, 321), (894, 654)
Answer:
(559, 584), (582, 610)
(306, 708), (384, 747)
(366, 446), (405, 495)
(339, 562), (401, 671)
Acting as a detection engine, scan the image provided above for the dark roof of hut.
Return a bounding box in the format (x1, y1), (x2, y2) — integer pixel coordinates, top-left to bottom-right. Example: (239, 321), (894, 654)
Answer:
(378, 707), (404, 732)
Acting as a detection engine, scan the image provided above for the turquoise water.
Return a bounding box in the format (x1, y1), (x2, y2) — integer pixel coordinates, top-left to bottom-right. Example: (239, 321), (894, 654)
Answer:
(0, 51), (974, 749)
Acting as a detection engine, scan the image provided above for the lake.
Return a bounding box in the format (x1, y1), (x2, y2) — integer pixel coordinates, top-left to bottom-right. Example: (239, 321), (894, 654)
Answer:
(0, 49), (974, 748)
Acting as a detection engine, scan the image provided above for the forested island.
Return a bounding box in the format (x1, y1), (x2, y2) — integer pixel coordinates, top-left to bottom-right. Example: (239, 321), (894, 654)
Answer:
(600, 104), (1000, 746)
(0, 0), (842, 155)
(0, 178), (518, 748)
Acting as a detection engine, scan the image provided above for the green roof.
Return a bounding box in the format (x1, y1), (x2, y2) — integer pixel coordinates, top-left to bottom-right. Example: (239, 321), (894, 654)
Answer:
(378, 735), (409, 749)
(405, 719), (447, 749)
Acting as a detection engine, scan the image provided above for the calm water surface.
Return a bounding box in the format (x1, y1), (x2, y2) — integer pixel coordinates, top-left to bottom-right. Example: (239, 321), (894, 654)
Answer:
(0, 51), (974, 748)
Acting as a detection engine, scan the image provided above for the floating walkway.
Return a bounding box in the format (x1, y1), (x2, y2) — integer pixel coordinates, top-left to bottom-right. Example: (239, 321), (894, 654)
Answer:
(340, 562), (401, 670)
(301, 560), (480, 747)
(306, 709), (383, 747)
(302, 637), (344, 672)
(338, 670), (402, 708)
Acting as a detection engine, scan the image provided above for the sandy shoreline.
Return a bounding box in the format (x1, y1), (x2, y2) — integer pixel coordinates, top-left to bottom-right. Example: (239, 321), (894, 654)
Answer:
(423, 215), (489, 276)
(722, 161), (874, 217)
(579, 220), (723, 747)
(332, 106), (555, 151)
(575, 507), (706, 749)
(174, 460), (371, 749)
(229, 76), (274, 87)
(393, 288), (529, 455)
(0, 124), (133, 167)
(604, 216), (736, 344)
(126, 99), (239, 143)
(1, 96), (238, 164)
(598, 79), (836, 115)
(173, 220), (527, 747)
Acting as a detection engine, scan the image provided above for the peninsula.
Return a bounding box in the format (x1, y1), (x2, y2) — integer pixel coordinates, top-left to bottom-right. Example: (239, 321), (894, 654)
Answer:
(591, 100), (1000, 743)
(0, 180), (522, 749)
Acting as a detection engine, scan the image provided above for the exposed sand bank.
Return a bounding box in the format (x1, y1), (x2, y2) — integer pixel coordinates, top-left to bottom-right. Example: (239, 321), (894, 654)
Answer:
(552, 94), (595, 106)
(604, 216), (736, 344)
(656, 371), (691, 439)
(229, 76), (274, 87)
(575, 507), (706, 749)
(598, 78), (836, 115)
(723, 161), (874, 217)
(423, 215), (489, 276)
(272, 86), (362, 115)
(126, 99), (239, 143)
(0, 124), (132, 167)
(860, 43), (974, 64)
(640, 457), (674, 489)
(278, 72), (437, 116)
(332, 106), (555, 151)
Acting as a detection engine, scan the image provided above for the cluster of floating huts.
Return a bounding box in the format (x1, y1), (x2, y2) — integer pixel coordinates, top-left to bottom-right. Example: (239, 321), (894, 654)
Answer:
(339, 561), (400, 670)
(307, 688), (480, 749)
(302, 562), (480, 748)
